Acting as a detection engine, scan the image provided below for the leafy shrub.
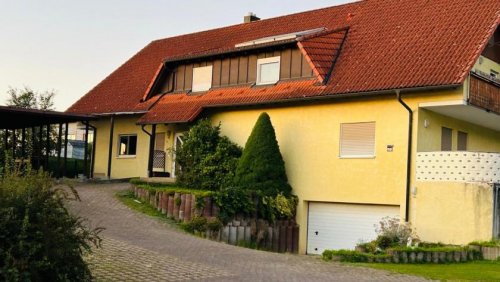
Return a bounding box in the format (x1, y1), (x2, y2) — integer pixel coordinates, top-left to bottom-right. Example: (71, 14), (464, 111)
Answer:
(375, 217), (417, 249)
(233, 113), (292, 197)
(469, 239), (500, 247)
(175, 119), (242, 191)
(259, 193), (298, 222)
(356, 241), (378, 253)
(0, 166), (101, 281)
(181, 216), (208, 233)
(214, 187), (254, 223)
(322, 250), (391, 262)
(206, 217), (223, 232)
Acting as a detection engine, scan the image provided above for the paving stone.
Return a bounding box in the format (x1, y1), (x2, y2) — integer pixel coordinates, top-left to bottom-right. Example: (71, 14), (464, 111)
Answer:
(67, 183), (432, 282)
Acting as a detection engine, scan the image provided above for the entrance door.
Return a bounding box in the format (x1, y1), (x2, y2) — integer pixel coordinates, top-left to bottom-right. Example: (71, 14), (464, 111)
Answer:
(153, 133), (166, 171)
(172, 133), (184, 178)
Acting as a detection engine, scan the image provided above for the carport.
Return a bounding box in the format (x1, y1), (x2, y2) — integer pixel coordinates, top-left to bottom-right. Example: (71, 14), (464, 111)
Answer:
(0, 106), (95, 178)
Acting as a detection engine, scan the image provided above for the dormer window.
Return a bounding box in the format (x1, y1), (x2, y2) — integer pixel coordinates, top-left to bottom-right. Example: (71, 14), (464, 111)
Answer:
(192, 65), (213, 92)
(256, 56), (281, 85)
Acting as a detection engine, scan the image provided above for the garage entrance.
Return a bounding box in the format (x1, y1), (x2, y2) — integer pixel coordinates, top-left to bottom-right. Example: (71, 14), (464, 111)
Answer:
(307, 202), (400, 255)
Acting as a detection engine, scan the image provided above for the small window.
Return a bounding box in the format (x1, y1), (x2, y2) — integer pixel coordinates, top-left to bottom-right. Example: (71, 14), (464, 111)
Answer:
(192, 66), (213, 92)
(119, 135), (137, 156)
(340, 122), (376, 158)
(457, 131), (468, 151)
(441, 127), (452, 151)
(491, 70), (499, 79)
(256, 56), (280, 85)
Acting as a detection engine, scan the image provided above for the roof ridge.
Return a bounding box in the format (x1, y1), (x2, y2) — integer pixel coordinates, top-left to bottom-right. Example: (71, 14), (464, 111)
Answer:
(150, 1), (364, 44)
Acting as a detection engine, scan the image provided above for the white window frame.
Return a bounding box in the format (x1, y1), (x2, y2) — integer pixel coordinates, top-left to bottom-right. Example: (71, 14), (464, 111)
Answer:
(339, 122), (376, 159)
(192, 65), (213, 92)
(117, 134), (137, 157)
(256, 56), (281, 85)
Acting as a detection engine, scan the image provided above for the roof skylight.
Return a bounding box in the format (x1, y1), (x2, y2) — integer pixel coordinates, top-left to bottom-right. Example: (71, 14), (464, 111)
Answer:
(235, 27), (326, 48)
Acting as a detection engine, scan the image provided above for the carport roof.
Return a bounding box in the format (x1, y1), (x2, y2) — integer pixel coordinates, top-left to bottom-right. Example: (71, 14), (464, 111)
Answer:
(0, 106), (94, 129)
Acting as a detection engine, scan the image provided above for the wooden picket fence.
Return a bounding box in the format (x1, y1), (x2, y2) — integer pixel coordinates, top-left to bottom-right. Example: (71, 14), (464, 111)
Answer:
(133, 186), (299, 253)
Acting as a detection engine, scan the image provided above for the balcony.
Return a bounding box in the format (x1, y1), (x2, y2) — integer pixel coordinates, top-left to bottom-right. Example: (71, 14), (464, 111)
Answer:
(469, 73), (500, 115)
(416, 151), (500, 183)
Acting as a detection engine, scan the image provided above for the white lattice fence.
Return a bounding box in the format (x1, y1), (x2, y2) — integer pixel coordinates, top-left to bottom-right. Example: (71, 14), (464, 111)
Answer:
(416, 151), (500, 183)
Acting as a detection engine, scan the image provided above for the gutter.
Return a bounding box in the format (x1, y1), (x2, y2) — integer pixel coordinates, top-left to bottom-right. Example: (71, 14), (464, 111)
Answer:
(396, 90), (413, 222)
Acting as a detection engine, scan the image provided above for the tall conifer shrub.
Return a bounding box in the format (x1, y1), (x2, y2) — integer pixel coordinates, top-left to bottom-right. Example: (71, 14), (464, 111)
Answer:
(233, 112), (292, 196)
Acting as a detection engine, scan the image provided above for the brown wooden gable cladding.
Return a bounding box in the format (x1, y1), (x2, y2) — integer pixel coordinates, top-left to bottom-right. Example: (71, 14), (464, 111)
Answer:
(152, 46), (314, 95)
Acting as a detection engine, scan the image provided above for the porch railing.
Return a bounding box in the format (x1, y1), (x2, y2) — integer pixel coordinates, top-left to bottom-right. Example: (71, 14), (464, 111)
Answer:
(469, 74), (500, 114)
(416, 151), (500, 183)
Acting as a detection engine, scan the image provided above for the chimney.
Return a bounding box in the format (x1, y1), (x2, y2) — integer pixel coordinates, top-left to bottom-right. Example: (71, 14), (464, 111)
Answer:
(244, 12), (260, 23)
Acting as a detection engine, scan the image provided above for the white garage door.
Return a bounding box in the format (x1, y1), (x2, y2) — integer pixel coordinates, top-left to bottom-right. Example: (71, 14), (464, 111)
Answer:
(307, 202), (400, 255)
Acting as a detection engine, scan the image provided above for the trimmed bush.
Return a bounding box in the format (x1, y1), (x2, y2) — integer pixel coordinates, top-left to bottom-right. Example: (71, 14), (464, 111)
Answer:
(0, 167), (101, 281)
(233, 113), (292, 197)
(175, 119), (242, 191)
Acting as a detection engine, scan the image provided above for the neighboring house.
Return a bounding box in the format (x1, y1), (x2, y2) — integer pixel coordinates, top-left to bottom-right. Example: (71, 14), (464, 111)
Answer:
(67, 0), (500, 254)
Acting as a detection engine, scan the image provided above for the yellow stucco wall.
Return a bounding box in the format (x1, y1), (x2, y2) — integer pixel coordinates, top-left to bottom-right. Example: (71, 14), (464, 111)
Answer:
(411, 182), (493, 244)
(92, 115), (185, 179)
(417, 109), (500, 152)
(209, 88), (468, 253)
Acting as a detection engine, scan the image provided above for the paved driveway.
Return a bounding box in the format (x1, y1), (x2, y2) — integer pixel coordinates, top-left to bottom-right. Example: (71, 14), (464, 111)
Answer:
(68, 183), (429, 282)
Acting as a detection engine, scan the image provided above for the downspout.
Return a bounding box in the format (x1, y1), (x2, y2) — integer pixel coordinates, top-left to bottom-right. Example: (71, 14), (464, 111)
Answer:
(107, 115), (115, 179)
(396, 90), (413, 222)
(141, 124), (156, 178)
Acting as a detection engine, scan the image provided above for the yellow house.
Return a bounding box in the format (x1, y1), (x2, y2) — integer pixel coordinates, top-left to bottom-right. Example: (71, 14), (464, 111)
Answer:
(67, 0), (500, 254)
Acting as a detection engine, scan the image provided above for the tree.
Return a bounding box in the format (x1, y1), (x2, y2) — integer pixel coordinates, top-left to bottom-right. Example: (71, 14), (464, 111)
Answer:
(175, 119), (242, 191)
(6, 86), (55, 110)
(233, 112), (292, 197)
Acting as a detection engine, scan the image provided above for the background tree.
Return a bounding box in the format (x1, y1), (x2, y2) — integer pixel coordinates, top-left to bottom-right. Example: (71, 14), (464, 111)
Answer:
(233, 112), (292, 197)
(6, 86), (56, 110)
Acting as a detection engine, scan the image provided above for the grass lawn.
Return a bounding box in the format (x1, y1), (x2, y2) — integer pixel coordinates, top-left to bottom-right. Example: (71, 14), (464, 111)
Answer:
(356, 260), (500, 281)
(115, 190), (177, 225)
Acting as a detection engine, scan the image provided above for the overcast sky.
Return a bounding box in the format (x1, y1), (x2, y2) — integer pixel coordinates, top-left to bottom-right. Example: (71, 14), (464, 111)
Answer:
(0, 0), (351, 110)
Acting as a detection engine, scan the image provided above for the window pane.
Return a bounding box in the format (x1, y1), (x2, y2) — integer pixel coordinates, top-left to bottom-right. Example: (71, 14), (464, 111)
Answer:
(192, 66), (213, 92)
(259, 62), (280, 84)
(128, 136), (137, 155)
(457, 131), (467, 151)
(441, 127), (452, 151)
(119, 137), (128, 155)
(340, 122), (376, 157)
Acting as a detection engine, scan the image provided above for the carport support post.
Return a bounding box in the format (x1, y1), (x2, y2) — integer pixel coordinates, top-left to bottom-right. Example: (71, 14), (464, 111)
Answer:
(90, 126), (96, 179)
(38, 126), (43, 169)
(45, 124), (50, 170)
(63, 123), (68, 177)
(21, 128), (26, 161)
(57, 124), (63, 178)
(31, 127), (35, 168)
(83, 122), (89, 178)
(3, 129), (8, 152)
(107, 116), (114, 179)
(12, 129), (16, 159)
(147, 124), (156, 178)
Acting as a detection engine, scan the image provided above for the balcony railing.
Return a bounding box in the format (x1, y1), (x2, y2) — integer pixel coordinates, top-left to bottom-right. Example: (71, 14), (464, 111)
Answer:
(416, 151), (500, 183)
(469, 73), (500, 114)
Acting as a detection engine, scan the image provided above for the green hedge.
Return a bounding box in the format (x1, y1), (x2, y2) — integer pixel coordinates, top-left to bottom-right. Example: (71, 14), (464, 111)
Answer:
(130, 179), (214, 198)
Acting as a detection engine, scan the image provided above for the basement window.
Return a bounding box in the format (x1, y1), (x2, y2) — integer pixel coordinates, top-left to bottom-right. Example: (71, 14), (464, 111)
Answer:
(118, 135), (137, 156)
(256, 56), (280, 85)
(192, 66), (213, 92)
(339, 122), (376, 158)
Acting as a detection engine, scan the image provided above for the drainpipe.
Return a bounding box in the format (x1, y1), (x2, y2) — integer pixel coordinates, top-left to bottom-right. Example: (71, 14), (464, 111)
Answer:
(396, 90), (413, 222)
(107, 115), (115, 179)
(141, 124), (156, 178)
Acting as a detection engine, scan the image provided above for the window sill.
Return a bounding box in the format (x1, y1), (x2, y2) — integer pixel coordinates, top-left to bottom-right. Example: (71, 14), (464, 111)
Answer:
(339, 155), (376, 159)
(116, 155), (137, 159)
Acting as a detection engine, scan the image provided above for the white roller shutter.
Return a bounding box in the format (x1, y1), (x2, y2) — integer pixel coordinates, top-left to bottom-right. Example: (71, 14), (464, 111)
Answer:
(307, 202), (399, 255)
(340, 122), (376, 157)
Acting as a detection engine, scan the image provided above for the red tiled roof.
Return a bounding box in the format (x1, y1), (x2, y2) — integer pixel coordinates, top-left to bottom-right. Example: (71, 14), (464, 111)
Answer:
(67, 0), (500, 124)
(298, 28), (349, 83)
(137, 79), (323, 124)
